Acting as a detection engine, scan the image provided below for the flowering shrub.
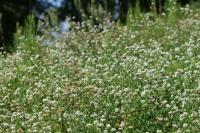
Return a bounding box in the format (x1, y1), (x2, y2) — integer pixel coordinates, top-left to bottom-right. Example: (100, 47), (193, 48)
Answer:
(1, 6), (200, 133)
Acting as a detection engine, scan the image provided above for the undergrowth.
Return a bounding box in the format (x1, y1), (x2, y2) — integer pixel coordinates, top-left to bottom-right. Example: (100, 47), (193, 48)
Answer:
(1, 3), (200, 133)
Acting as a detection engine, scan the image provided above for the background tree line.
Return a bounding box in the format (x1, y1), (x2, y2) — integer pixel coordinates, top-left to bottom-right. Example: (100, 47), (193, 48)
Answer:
(0, 0), (199, 49)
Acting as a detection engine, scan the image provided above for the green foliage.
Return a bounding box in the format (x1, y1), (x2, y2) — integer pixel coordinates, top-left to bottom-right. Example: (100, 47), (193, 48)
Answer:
(1, 3), (200, 133)
(165, 1), (179, 25)
(14, 15), (43, 54)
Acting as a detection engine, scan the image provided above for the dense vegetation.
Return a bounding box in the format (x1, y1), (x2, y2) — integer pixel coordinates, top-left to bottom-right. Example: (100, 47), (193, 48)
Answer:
(0, 0), (199, 48)
(1, 2), (200, 133)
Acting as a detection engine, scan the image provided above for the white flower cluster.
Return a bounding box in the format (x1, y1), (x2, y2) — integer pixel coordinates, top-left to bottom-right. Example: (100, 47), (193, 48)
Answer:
(1, 6), (200, 133)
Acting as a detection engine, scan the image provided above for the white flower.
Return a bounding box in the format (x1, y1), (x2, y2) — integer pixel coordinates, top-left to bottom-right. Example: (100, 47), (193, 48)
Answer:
(141, 90), (146, 97)
(111, 128), (116, 132)
(106, 124), (111, 128)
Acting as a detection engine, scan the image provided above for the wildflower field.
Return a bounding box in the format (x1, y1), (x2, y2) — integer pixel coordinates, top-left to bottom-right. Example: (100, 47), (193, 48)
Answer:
(1, 5), (200, 133)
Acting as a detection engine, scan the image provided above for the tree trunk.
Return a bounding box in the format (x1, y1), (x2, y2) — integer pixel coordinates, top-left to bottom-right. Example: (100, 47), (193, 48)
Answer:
(0, 13), (3, 47)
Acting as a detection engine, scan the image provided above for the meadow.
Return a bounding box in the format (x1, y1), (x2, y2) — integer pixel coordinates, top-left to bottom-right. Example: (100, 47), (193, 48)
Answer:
(1, 3), (200, 133)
